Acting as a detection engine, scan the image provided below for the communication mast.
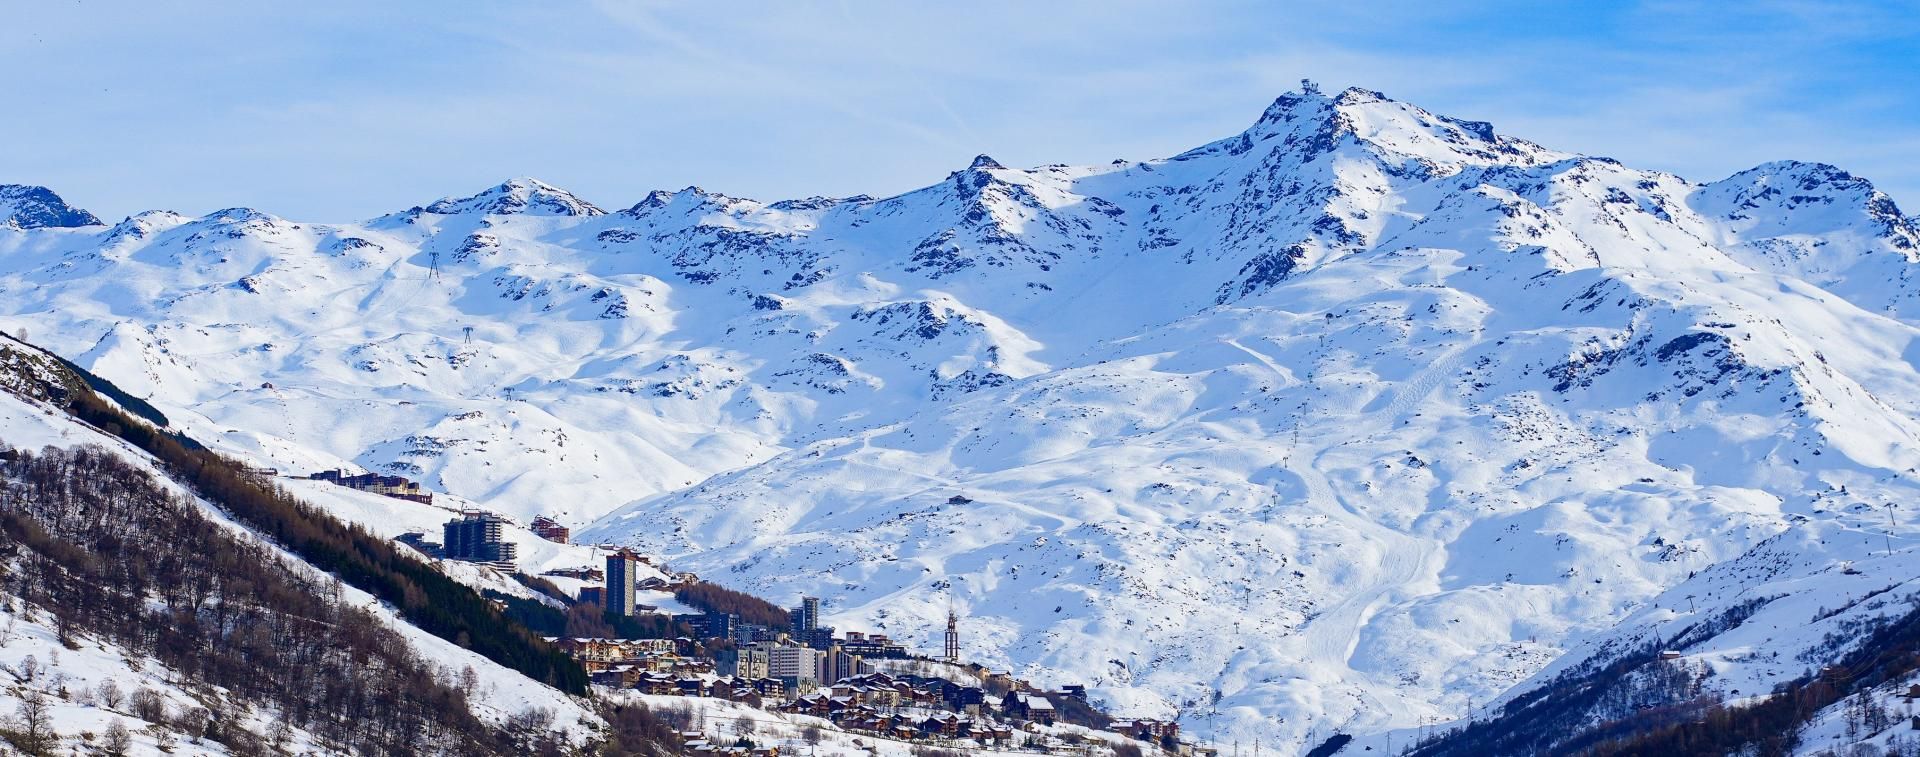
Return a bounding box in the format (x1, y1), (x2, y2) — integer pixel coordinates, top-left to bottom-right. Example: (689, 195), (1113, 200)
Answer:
(944, 603), (960, 664)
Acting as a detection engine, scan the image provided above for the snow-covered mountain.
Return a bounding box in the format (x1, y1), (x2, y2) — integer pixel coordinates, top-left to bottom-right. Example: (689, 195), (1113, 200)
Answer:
(5, 84), (1920, 751)
(1, 183), (102, 229)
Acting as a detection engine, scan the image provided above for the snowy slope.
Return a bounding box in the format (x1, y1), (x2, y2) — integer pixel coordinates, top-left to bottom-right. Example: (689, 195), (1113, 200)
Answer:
(2, 597), (302, 756)
(0, 339), (598, 751)
(3, 85), (1920, 750)
(1379, 499), (1920, 754)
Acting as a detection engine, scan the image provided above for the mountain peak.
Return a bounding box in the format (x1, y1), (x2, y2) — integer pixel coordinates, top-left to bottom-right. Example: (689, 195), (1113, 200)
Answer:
(1728, 160), (1874, 191)
(102, 210), (190, 245)
(1333, 85), (1390, 106)
(621, 186), (755, 217)
(201, 207), (278, 224)
(0, 184), (103, 229)
(424, 177), (605, 217)
(968, 154), (1005, 171)
(1189, 85), (1560, 170)
(1247, 88), (1332, 132)
(1699, 159), (1917, 253)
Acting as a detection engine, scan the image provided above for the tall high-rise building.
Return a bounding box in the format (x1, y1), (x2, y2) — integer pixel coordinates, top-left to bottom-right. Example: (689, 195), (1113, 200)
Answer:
(606, 550), (639, 617)
(791, 595), (820, 632)
(578, 586), (605, 608)
(700, 612), (738, 640)
(443, 512), (517, 563)
(826, 645), (869, 683)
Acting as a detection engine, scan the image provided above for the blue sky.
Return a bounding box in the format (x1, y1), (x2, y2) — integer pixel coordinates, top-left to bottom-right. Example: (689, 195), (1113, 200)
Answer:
(5, 1), (1917, 221)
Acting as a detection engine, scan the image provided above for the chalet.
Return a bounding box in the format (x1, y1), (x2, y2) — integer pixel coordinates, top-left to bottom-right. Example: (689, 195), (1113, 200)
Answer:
(943, 683), (987, 710)
(530, 516), (571, 543)
(864, 685), (901, 708)
(590, 665), (644, 689)
(674, 678), (709, 697)
(721, 685), (763, 709)
(921, 712), (964, 738)
(847, 671), (897, 687)
(787, 694), (832, 717)
(750, 677), (787, 699)
(638, 673), (678, 696)
(1112, 719), (1180, 743)
(542, 565), (604, 582)
(845, 712), (894, 733)
(556, 637), (622, 661)
(1003, 691), (1056, 725)
(977, 722), (1016, 744)
(906, 683), (942, 707)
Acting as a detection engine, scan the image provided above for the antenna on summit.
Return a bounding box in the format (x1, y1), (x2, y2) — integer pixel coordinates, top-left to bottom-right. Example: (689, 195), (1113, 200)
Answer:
(1301, 78), (1321, 95)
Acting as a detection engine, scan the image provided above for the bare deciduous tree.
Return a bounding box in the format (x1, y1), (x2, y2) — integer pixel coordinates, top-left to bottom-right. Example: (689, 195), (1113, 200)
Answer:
(102, 719), (133, 757)
(96, 679), (122, 710)
(128, 688), (166, 723)
(12, 693), (57, 756)
(14, 654), (38, 683)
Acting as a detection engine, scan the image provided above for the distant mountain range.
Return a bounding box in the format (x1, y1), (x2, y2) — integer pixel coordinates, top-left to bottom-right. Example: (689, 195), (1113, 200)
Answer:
(5, 84), (1920, 752)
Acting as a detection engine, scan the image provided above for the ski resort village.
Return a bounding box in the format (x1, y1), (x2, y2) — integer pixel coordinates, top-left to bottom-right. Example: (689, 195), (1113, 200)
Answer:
(310, 463), (1191, 755)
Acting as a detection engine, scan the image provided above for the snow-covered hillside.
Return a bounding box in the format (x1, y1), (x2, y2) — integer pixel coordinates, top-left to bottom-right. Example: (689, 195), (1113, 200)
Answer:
(4, 84), (1920, 750)
(0, 335), (598, 754)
